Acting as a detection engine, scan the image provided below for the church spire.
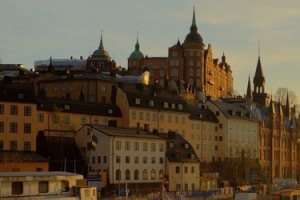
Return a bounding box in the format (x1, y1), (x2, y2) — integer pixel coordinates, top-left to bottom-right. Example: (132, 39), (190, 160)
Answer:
(253, 56), (265, 93)
(192, 6), (196, 27)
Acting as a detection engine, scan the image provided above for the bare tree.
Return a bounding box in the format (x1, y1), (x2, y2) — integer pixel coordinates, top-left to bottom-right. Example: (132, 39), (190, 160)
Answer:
(273, 87), (297, 106)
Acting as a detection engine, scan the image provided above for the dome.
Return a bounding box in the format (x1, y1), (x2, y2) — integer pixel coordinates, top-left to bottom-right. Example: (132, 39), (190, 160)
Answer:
(183, 7), (204, 45)
(129, 38), (144, 59)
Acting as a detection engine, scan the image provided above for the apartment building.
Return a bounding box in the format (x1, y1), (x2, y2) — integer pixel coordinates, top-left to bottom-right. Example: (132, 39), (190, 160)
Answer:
(0, 82), (48, 172)
(75, 124), (166, 194)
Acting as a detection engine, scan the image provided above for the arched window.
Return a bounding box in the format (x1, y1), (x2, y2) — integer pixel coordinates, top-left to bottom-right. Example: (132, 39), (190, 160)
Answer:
(134, 169), (139, 180)
(151, 169), (156, 180)
(116, 169), (121, 181)
(125, 169), (130, 180)
(159, 170), (164, 180)
(143, 169), (148, 180)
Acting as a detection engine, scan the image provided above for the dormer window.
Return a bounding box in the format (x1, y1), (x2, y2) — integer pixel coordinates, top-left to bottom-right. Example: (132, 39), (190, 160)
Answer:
(178, 104), (182, 110)
(108, 109), (113, 114)
(191, 154), (195, 159)
(171, 103), (175, 109)
(149, 100), (154, 106)
(164, 102), (168, 108)
(185, 143), (189, 148)
(169, 142), (173, 148)
(18, 93), (24, 99)
(135, 98), (140, 105)
(64, 104), (70, 110)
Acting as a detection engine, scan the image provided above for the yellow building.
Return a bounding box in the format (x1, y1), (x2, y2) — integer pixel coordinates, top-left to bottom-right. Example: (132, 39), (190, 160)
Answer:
(0, 82), (48, 172)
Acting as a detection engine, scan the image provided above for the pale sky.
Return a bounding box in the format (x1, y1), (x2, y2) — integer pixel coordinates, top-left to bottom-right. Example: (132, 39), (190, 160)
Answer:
(1, 1), (300, 103)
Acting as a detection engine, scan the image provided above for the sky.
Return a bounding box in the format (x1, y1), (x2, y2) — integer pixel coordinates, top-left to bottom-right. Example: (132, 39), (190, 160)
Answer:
(1, 1), (300, 104)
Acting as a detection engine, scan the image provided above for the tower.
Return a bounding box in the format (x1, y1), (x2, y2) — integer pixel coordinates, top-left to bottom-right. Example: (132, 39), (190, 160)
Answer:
(128, 37), (144, 72)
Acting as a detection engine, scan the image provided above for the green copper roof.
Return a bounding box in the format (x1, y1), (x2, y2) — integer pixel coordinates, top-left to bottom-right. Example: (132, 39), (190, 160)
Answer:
(129, 38), (144, 59)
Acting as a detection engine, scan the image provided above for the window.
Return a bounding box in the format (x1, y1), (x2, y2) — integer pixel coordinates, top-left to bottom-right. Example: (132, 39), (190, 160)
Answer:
(151, 143), (156, 151)
(143, 157), (147, 164)
(98, 156), (101, 163)
(132, 111), (136, 119)
(61, 84), (66, 92)
(10, 105), (18, 115)
(126, 156), (130, 163)
(53, 84), (58, 92)
(159, 143), (164, 152)
(38, 113), (44, 122)
(134, 156), (139, 163)
(139, 112), (143, 120)
(116, 141), (121, 150)
(24, 123), (31, 133)
(125, 169), (130, 180)
(151, 157), (155, 164)
(125, 141), (130, 150)
(0, 122), (4, 132)
(24, 142), (31, 151)
(171, 68), (178, 76)
(0, 141), (3, 149)
(0, 104), (4, 114)
(175, 116), (179, 123)
(159, 114), (164, 122)
(189, 51), (194, 56)
(175, 166), (180, 174)
(69, 84), (73, 91)
(172, 51), (177, 57)
(146, 112), (150, 120)
(135, 98), (140, 104)
(39, 181), (49, 193)
(160, 157), (164, 164)
(61, 180), (69, 192)
(168, 115), (172, 123)
(160, 69), (164, 76)
(143, 169), (148, 180)
(181, 116), (186, 124)
(164, 102), (168, 108)
(81, 117), (87, 125)
(101, 84), (106, 92)
(12, 182), (23, 195)
(134, 142), (139, 150)
(152, 113), (157, 121)
(94, 118), (99, 125)
(10, 122), (18, 133)
(79, 83), (83, 91)
(18, 93), (24, 99)
(90, 83), (95, 90)
(143, 142), (148, 151)
(184, 166), (188, 173)
(52, 114), (59, 123)
(178, 104), (183, 110)
(24, 106), (31, 116)
(151, 169), (156, 180)
(103, 118), (108, 125)
(101, 96), (106, 103)
(191, 166), (195, 173)
(116, 156), (120, 163)
(64, 115), (70, 124)
(10, 141), (17, 150)
(103, 156), (107, 163)
(89, 95), (95, 102)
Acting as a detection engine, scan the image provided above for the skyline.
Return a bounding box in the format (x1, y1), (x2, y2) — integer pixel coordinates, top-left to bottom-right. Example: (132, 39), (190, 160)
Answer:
(1, 1), (300, 103)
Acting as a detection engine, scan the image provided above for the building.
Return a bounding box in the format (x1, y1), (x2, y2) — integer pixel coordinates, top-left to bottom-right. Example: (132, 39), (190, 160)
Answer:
(0, 64), (35, 80)
(75, 124), (166, 195)
(0, 82), (48, 172)
(205, 99), (259, 184)
(34, 56), (87, 74)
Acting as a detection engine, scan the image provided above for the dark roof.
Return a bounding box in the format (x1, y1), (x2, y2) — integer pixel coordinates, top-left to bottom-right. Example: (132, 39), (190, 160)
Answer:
(187, 105), (218, 123)
(209, 100), (257, 121)
(77, 124), (164, 140)
(0, 64), (34, 74)
(120, 85), (190, 113)
(37, 97), (122, 117)
(36, 71), (120, 84)
(0, 82), (36, 103)
(0, 151), (48, 162)
(158, 132), (200, 163)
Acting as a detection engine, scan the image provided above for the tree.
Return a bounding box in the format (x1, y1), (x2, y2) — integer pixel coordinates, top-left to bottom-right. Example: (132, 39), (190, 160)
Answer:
(273, 87), (297, 106)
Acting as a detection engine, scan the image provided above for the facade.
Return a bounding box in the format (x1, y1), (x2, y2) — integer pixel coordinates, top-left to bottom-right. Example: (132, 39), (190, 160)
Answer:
(75, 124), (166, 194)
(0, 82), (48, 172)
(205, 99), (259, 184)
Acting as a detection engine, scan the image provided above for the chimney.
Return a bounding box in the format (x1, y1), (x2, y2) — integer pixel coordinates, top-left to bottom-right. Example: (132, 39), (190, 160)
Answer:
(144, 124), (149, 132)
(136, 122), (140, 134)
(111, 85), (117, 104)
(80, 56), (84, 60)
(70, 56), (74, 60)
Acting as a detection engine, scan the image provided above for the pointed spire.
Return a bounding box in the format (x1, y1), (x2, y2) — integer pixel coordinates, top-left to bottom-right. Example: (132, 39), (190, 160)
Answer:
(177, 38), (181, 46)
(192, 6), (196, 27)
(98, 31), (104, 50)
(246, 75), (252, 97)
(268, 96), (275, 114)
(253, 56), (265, 89)
(135, 37), (140, 51)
